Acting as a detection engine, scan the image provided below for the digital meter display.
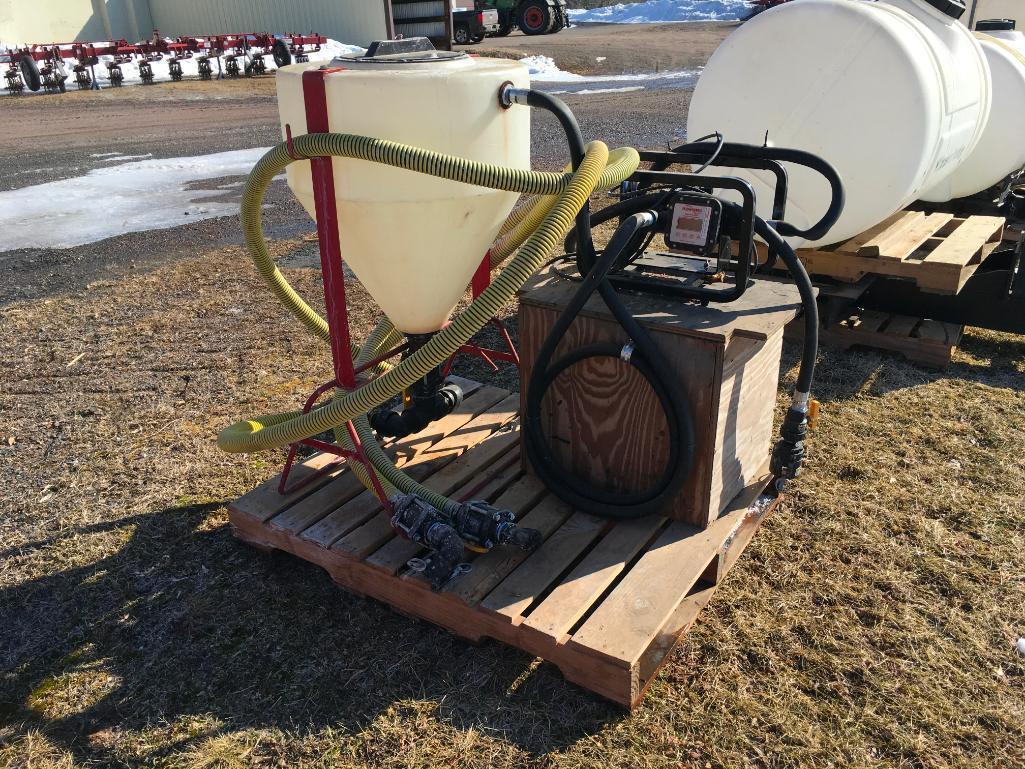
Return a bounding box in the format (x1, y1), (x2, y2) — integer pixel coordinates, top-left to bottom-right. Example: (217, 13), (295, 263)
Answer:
(664, 194), (723, 256)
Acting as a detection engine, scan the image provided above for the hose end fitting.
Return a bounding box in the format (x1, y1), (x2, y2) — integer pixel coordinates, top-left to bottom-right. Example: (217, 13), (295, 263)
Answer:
(498, 82), (530, 109)
(390, 493), (469, 589)
(770, 407), (810, 482)
(448, 500), (543, 552)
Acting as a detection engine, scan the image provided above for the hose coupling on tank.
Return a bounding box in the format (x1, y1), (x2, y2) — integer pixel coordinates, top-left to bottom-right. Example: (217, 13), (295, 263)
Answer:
(770, 406), (810, 484)
(498, 82), (531, 109)
(369, 352), (463, 439)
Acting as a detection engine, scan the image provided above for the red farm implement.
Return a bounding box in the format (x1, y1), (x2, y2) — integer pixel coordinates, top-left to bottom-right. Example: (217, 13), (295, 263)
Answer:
(0, 31), (327, 94)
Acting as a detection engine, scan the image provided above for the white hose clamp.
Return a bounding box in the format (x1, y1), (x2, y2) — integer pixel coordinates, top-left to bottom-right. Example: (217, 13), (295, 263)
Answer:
(792, 389), (811, 413)
(620, 342), (635, 363)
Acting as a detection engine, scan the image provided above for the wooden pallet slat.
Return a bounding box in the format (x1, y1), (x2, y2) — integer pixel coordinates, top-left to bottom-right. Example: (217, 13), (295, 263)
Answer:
(231, 379), (487, 525)
(479, 510), (607, 624)
(516, 514), (665, 644)
(568, 519), (712, 668)
(850, 309), (890, 333)
(921, 215), (1004, 266)
(881, 314), (920, 338)
(829, 211), (908, 254)
(226, 389), (782, 709)
(780, 211), (1005, 294)
(861, 212), (955, 260)
(792, 311), (963, 369)
(855, 210), (925, 258)
(914, 318), (961, 344)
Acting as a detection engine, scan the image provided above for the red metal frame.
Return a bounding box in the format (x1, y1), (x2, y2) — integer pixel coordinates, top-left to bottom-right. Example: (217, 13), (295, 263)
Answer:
(442, 252), (520, 377)
(277, 67), (390, 501)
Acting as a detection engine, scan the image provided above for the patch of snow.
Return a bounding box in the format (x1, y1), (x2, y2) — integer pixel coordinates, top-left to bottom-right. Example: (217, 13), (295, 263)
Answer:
(101, 153), (153, 162)
(521, 54), (697, 83)
(0, 147), (273, 251)
(1017, 638), (1025, 656)
(90, 152), (121, 158)
(569, 0), (752, 23)
(548, 85), (645, 95)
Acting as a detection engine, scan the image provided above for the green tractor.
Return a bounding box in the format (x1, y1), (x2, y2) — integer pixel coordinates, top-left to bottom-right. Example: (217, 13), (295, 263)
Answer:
(476, 0), (570, 36)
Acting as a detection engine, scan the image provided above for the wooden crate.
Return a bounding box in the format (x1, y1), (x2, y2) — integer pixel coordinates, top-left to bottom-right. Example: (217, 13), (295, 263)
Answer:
(778, 211), (1004, 295)
(788, 311), (963, 369)
(227, 382), (781, 709)
(518, 277), (801, 527)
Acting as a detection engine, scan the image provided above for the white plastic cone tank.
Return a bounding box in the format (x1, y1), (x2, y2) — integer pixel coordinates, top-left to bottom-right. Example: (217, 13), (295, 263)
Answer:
(276, 47), (530, 334)
(925, 30), (1025, 200)
(686, 0), (991, 247)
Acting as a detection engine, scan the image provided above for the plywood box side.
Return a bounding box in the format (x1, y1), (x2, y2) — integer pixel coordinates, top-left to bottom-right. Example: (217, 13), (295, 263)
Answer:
(708, 329), (784, 518)
(518, 299), (722, 525)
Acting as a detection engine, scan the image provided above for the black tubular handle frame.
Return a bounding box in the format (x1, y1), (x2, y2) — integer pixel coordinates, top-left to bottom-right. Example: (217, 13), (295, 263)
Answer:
(640, 147), (791, 223)
(576, 171), (758, 304)
(643, 141), (845, 242)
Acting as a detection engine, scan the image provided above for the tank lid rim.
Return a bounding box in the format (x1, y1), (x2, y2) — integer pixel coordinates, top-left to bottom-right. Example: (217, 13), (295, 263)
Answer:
(976, 18), (1016, 31)
(918, 0), (966, 19)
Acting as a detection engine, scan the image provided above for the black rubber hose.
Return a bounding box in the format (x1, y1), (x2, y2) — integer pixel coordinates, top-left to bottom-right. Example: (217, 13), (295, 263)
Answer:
(523, 89), (598, 269)
(520, 91), (693, 517)
(755, 216), (818, 394)
(523, 212), (695, 519)
(563, 190), (669, 255)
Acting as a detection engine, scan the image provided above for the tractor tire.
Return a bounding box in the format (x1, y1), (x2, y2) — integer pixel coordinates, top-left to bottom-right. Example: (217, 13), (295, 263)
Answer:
(491, 19), (513, 36)
(271, 40), (291, 68)
(454, 24), (471, 45)
(518, 2), (552, 35)
(470, 31), (486, 43)
(19, 54), (40, 92)
(558, 6), (570, 30)
(545, 6), (566, 33)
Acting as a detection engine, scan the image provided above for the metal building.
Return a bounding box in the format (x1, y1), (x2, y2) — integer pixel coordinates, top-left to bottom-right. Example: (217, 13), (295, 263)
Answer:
(1, 0), (153, 45)
(0, 0), (445, 48)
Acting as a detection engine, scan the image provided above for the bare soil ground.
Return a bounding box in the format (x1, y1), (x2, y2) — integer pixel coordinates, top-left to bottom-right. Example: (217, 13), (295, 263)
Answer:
(468, 21), (737, 75)
(1, 21), (1024, 769)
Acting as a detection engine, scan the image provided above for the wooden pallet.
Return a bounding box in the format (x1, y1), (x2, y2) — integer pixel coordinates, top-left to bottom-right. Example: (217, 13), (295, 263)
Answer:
(227, 381), (781, 708)
(781, 211), (1004, 295)
(789, 311), (963, 369)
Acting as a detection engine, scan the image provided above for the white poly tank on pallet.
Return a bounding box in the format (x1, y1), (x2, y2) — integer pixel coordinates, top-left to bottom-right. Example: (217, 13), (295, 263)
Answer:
(923, 23), (1025, 200)
(687, 0), (992, 247)
(277, 44), (530, 334)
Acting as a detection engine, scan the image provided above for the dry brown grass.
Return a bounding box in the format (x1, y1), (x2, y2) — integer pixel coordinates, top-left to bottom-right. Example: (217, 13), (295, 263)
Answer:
(1, 237), (1024, 768)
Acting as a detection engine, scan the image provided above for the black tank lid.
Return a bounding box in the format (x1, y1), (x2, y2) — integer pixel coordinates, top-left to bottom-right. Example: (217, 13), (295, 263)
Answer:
(921, 0), (966, 19)
(332, 37), (468, 66)
(976, 18), (1017, 31)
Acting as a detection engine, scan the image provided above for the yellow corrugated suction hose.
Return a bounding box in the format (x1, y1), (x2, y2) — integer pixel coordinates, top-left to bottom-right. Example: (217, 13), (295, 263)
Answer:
(218, 131), (639, 509)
